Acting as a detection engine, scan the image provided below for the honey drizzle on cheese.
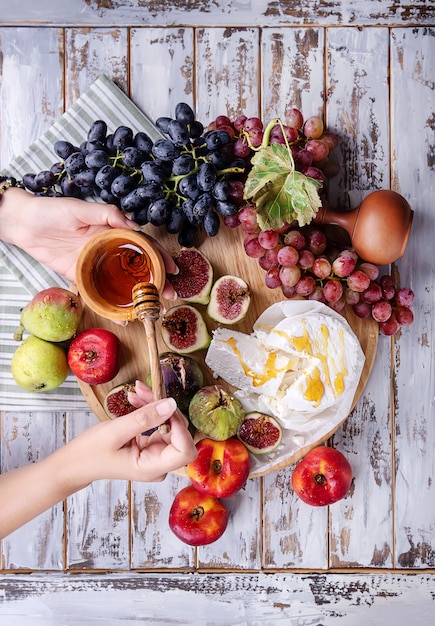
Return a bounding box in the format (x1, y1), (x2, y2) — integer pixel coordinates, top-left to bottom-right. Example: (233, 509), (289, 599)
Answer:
(221, 337), (288, 387)
(271, 319), (348, 407)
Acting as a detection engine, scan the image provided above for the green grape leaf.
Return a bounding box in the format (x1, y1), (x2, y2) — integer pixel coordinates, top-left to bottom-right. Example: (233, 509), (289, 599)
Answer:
(243, 143), (323, 229)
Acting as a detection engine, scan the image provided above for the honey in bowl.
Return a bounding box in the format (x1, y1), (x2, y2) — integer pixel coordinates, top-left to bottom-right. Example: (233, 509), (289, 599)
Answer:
(93, 241), (154, 308)
(75, 229), (166, 322)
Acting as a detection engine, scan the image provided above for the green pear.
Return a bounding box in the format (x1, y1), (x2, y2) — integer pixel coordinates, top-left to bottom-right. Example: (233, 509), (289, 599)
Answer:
(15, 287), (83, 343)
(11, 335), (69, 392)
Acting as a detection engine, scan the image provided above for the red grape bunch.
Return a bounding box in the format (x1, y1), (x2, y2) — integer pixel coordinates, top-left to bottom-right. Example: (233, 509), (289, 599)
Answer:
(237, 203), (414, 336)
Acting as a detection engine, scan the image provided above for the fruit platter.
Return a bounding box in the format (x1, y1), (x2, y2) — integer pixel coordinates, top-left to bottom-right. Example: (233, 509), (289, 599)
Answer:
(14, 97), (415, 478)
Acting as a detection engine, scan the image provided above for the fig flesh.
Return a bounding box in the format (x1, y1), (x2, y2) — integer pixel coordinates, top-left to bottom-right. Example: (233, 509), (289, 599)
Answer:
(237, 411), (283, 455)
(146, 352), (204, 413)
(167, 247), (213, 305)
(207, 275), (251, 324)
(161, 305), (211, 354)
(189, 384), (245, 440)
(104, 382), (136, 418)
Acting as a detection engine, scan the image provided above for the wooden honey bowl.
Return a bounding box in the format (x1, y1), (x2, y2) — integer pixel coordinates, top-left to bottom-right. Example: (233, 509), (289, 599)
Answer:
(75, 229), (166, 322)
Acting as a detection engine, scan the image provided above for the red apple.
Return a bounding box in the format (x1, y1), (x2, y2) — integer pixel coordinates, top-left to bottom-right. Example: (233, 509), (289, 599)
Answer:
(187, 437), (250, 499)
(291, 446), (353, 506)
(68, 327), (120, 384)
(169, 485), (228, 546)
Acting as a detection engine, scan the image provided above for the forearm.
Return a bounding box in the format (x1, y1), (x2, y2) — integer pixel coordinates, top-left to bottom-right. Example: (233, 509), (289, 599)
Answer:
(0, 186), (34, 247)
(0, 447), (89, 539)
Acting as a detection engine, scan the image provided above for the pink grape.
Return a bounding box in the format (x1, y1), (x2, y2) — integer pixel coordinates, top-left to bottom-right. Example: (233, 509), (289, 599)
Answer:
(244, 117), (263, 131)
(371, 300), (393, 323)
(305, 139), (329, 162)
(298, 249), (315, 269)
(328, 296), (346, 313)
(362, 282), (383, 303)
(319, 158), (340, 178)
(283, 229), (306, 250)
(332, 251), (357, 277)
(353, 301), (372, 319)
(223, 214), (240, 228)
(233, 115), (247, 131)
(347, 270), (370, 292)
(248, 127), (264, 147)
(302, 166), (326, 184)
(285, 107), (304, 129)
(238, 205), (260, 234)
(295, 275), (316, 296)
(303, 115), (324, 139)
(281, 284), (297, 299)
(323, 279), (343, 303)
(277, 245), (299, 267)
(279, 265), (301, 288)
(265, 267), (282, 289)
(319, 131), (339, 151)
(395, 287), (414, 307)
(233, 136), (252, 158)
(306, 229), (327, 255)
(344, 288), (360, 306)
(270, 124), (299, 144)
(259, 248), (281, 270)
(358, 262), (379, 281)
(312, 256), (332, 279)
(228, 180), (245, 205)
(380, 274), (396, 300)
(395, 305), (414, 326)
(294, 149), (313, 170)
(308, 286), (326, 303)
(215, 114), (232, 128)
(258, 229), (280, 250)
(379, 314), (400, 336)
(244, 235), (265, 258)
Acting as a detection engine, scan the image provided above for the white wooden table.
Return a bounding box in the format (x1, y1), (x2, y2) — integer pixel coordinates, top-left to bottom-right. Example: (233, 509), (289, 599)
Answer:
(1, 2), (434, 623)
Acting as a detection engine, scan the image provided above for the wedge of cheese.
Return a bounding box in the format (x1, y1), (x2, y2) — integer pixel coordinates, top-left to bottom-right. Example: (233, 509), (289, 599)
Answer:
(205, 300), (365, 429)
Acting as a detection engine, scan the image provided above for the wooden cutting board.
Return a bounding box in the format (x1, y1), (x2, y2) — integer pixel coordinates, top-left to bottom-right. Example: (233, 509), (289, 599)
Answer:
(76, 221), (378, 475)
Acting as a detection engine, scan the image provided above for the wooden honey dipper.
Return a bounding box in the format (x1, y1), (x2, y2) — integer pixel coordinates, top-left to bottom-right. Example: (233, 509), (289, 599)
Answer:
(132, 281), (170, 436)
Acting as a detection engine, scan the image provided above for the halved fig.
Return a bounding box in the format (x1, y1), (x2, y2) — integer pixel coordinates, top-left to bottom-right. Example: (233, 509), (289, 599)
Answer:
(161, 304), (211, 354)
(167, 247), (213, 305)
(207, 275), (251, 324)
(237, 411), (283, 455)
(104, 382), (136, 418)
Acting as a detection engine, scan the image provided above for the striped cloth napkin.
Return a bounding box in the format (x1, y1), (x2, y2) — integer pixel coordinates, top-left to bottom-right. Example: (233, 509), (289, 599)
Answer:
(0, 75), (162, 411)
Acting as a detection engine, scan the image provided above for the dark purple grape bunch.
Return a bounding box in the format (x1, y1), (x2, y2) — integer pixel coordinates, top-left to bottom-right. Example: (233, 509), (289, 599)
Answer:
(21, 104), (249, 247)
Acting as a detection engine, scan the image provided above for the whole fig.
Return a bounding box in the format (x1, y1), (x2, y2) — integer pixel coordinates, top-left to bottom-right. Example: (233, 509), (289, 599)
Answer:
(147, 352), (204, 414)
(189, 384), (246, 440)
(15, 287), (83, 343)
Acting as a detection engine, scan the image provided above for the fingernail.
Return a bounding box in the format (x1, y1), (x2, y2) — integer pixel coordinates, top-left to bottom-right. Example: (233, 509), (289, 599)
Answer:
(155, 397), (177, 416)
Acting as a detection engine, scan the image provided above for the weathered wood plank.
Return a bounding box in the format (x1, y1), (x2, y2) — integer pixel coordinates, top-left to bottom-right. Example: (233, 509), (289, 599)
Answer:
(261, 27), (325, 121)
(64, 28), (129, 107)
(260, 26), (328, 570)
(391, 26), (435, 569)
(1, 0), (434, 27)
(131, 475), (195, 569)
(195, 27), (260, 123)
(61, 30), (132, 571)
(65, 412), (131, 570)
(0, 412), (65, 570)
(129, 27), (195, 121)
(325, 27), (394, 568)
(0, 27), (64, 166)
(0, 572), (434, 623)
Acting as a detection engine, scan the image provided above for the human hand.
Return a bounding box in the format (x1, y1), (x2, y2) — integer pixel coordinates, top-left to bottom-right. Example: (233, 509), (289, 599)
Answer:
(62, 381), (197, 486)
(0, 188), (177, 298)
